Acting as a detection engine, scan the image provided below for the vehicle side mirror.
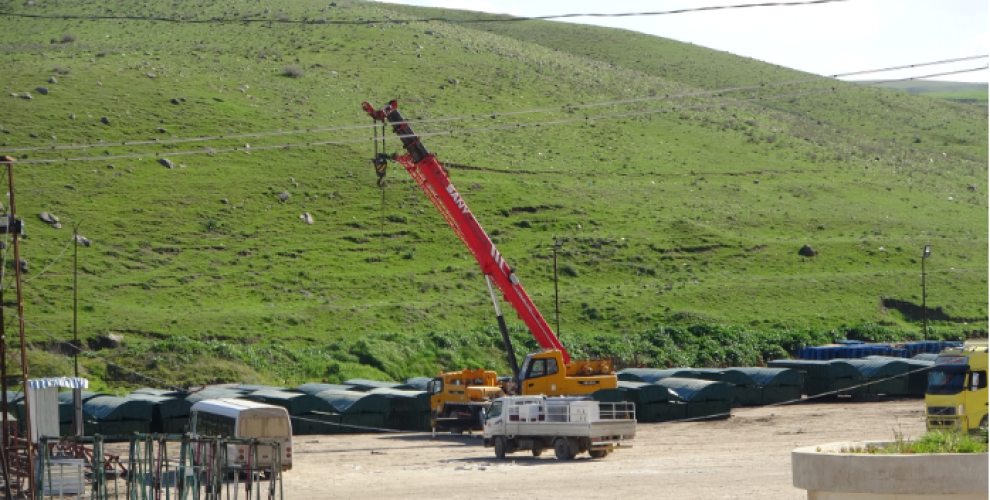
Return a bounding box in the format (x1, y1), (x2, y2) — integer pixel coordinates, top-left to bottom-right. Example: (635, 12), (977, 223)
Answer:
(972, 373), (981, 391)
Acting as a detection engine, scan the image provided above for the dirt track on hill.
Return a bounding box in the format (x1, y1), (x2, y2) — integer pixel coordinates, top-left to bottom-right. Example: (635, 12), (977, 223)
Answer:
(285, 399), (926, 499)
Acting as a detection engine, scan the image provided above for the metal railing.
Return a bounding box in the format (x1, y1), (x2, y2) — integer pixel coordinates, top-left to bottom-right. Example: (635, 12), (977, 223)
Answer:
(37, 434), (284, 500)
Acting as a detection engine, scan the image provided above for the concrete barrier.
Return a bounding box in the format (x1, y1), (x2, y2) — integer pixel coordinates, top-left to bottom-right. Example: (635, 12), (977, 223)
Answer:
(792, 441), (988, 500)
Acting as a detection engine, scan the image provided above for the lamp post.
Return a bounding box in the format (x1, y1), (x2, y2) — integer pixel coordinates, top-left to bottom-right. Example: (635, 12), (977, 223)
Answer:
(552, 240), (564, 336)
(922, 245), (931, 341)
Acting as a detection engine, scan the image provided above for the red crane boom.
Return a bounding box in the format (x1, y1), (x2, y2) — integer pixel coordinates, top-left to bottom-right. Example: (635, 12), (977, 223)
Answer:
(363, 100), (570, 368)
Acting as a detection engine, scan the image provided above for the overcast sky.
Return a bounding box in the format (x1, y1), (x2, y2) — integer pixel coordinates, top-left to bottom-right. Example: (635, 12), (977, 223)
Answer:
(374, 0), (989, 83)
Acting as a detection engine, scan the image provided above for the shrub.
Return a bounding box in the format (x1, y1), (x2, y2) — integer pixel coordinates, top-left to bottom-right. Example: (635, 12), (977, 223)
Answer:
(283, 65), (304, 78)
(61, 33), (76, 43)
(52, 64), (70, 75)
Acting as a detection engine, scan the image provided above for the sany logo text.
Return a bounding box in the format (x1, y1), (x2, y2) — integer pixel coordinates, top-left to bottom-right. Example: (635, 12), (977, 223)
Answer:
(445, 184), (471, 215)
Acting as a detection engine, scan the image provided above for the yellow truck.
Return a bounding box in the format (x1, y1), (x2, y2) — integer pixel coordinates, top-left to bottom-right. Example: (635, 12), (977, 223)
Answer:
(925, 339), (988, 433)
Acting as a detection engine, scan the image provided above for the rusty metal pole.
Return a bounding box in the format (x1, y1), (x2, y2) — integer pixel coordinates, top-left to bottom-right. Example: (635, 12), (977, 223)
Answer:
(7, 162), (33, 498)
(0, 256), (8, 500)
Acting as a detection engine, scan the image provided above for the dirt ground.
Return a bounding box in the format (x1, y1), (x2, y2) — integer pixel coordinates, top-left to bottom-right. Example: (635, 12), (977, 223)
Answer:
(285, 398), (926, 499)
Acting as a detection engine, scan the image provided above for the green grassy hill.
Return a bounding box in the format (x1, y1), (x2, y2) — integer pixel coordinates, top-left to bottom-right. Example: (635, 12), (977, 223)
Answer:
(0, 0), (985, 389)
(857, 80), (989, 106)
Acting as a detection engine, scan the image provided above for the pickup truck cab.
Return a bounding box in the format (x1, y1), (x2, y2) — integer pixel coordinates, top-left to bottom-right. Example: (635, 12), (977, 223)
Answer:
(482, 396), (635, 460)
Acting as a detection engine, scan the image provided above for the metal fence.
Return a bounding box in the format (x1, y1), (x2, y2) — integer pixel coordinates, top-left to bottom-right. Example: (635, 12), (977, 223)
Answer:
(37, 434), (284, 500)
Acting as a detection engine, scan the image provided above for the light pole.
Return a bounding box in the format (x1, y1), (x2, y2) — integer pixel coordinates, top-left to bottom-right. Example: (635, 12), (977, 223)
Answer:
(922, 245), (931, 341)
(552, 240), (564, 336)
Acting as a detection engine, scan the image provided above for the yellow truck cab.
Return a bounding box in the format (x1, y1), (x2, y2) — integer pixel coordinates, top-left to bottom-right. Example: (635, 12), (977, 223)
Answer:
(517, 350), (617, 397)
(427, 368), (503, 432)
(926, 339), (988, 433)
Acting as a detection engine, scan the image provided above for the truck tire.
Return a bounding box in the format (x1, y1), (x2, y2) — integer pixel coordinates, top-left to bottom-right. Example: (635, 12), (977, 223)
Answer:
(494, 437), (508, 459)
(589, 450), (609, 459)
(554, 438), (576, 460)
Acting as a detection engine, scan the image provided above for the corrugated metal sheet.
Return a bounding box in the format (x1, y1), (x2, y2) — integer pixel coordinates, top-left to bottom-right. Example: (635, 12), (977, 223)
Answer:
(295, 383), (355, 396)
(653, 378), (732, 403)
(83, 396), (153, 421)
(241, 390), (336, 416)
(616, 368), (698, 384)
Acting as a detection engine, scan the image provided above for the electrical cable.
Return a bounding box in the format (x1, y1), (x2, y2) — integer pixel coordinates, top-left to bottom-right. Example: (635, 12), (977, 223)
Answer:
(22, 235), (74, 283)
(2, 65), (984, 166)
(4, 307), (186, 392)
(0, 0), (852, 25)
(1, 54), (984, 155)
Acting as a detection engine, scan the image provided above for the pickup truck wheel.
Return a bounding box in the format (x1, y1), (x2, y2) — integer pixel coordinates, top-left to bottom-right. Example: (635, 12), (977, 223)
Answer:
(589, 450), (609, 459)
(494, 437), (508, 459)
(554, 438), (575, 460)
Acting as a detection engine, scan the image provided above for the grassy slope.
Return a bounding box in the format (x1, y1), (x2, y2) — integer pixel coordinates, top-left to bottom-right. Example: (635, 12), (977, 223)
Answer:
(0, 0), (985, 387)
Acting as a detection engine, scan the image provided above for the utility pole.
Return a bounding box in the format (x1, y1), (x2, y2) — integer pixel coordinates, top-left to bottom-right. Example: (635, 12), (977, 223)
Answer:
(72, 220), (85, 437)
(922, 245), (931, 341)
(0, 157), (33, 497)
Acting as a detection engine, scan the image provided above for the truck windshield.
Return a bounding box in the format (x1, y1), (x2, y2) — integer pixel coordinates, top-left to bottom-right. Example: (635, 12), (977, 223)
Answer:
(927, 370), (967, 395)
(487, 401), (503, 419)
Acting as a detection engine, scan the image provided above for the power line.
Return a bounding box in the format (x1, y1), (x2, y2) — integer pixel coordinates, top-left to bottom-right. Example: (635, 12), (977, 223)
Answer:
(22, 235), (74, 283)
(4, 307), (186, 392)
(1, 65), (984, 166)
(0, 0), (851, 25)
(1, 54), (984, 155)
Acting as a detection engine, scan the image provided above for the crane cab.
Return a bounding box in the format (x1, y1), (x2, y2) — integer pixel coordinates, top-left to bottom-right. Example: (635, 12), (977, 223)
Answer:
(517, 350), (617, 397)
(427, 368), (503, 432)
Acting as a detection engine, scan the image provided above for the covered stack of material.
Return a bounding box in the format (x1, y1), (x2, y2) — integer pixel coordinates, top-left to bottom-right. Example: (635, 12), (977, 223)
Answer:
(342, 379), (401, 391)
(242, 390), (336, 416)
(185, 387), (251, 405)
(593, 381), (686, 422)
(691, 369), (762, 406)
(653, 378), (733, 419)
(234, 385), (292, 393)
(911, 353), (940, 363)
(736, 368), (804, 405)
(124, 393), (192, 433)
(130, 388), (185, 397)
(616, 368), (699, 384)
(368, 388), (432, 431)
(48, 391), (105, 436)
(400, 377), (432, 391)
(82, 396), (154, 439)
(295, 383), (355, 395)
(852, 356), (932, 397)
(768, 360), (865, 396)
(292, 388), (389, 435)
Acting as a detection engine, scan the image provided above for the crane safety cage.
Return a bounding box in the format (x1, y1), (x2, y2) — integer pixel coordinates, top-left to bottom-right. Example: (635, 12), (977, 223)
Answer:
(37, 434), (285, 500)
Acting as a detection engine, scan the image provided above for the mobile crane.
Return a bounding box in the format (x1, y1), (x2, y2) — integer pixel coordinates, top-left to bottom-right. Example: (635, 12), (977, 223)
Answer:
(363, 100), (617, 431)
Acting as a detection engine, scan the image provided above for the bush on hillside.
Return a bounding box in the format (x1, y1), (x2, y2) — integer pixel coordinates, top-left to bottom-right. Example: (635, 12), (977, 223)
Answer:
(283, 65), (304, 78)
(61, 33), (76, 43)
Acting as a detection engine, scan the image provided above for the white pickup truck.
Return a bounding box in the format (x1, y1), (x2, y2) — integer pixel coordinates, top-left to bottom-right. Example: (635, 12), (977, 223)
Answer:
(482, 396), (636, 460)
